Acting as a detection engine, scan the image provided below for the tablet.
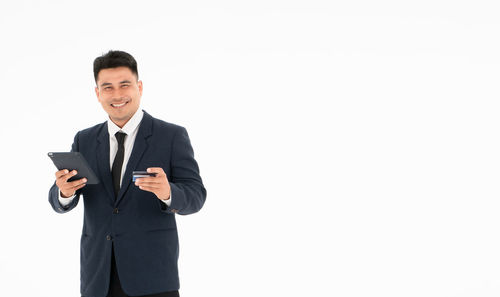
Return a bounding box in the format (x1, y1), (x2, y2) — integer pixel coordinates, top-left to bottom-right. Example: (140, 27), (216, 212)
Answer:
(48, 152), (99, 184)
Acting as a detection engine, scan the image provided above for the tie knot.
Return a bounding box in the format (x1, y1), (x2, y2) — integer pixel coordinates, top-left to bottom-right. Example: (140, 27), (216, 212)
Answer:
(115, 131), (126, 145)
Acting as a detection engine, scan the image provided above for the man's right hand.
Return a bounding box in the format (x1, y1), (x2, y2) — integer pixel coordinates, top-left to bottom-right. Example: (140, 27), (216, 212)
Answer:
(55, 169), (87, 198)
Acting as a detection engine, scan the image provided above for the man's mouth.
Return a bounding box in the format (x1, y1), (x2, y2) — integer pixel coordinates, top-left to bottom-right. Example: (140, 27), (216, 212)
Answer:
(111, 101), (129, 108)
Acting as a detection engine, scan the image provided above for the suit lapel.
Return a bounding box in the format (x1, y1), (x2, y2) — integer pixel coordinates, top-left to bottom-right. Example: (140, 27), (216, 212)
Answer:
(96, 122), (115, 204)
(116, 112), (153, 205)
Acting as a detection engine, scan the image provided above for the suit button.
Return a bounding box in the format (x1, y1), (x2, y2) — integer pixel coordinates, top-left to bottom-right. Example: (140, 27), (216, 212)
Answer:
(106, 235), (112, 241)
(171, 209), (178, 213)
(113, 208), (119, 214)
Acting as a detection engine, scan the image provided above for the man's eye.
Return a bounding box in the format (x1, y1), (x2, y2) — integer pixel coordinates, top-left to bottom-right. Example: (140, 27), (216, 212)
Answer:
(104, 87), (112, 91)
(121, 85), (129, 88)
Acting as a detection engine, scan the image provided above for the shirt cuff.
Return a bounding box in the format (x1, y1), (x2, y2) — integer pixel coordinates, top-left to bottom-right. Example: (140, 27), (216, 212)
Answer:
(58, 191), (76, 207)
(161, 193), (172, 206)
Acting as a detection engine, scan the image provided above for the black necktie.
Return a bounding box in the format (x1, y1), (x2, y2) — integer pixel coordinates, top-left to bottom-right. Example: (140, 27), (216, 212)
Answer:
(112, 131), (126, 198)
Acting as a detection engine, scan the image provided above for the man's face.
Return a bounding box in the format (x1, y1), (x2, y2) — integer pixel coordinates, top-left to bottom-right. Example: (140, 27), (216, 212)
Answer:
(95, 66), (143, 128)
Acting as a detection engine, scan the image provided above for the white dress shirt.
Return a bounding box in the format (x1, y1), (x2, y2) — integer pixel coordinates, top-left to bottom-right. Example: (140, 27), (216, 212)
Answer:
(58, 109), (171, 206)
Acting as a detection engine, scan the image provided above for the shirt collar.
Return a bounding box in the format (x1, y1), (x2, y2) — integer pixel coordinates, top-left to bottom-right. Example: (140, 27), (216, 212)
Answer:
(107, 109), (144, 137)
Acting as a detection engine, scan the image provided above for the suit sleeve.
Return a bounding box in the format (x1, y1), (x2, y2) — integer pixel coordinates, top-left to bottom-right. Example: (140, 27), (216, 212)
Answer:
(160, 127), (207, 215)
(48, 132), (82, 214)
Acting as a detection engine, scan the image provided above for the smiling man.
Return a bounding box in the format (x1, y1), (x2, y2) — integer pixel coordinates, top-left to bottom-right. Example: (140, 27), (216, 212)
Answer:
(96, 66), (143, 128)
(48, 50), (207, 297)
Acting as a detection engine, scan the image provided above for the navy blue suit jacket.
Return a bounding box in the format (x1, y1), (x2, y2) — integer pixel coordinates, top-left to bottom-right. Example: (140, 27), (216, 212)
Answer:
(49, 111), (206, 297)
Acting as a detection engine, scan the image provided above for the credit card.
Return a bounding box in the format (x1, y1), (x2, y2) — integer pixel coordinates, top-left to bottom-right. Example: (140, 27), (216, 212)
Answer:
(132, 171), (157, 182)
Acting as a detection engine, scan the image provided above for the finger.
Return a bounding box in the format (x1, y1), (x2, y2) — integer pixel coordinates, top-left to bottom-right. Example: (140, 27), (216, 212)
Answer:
(55, 169), (71, 179)
(137, 184), (161, 191)
(56, 171), (77, 189)
(136, 180), (162, 188)
(135, 177), (163, 184)
(57, 170), (78, 182)
(55, 169), (68, 178)
(62, 180), (87, 193)
(67, 177), (87, 188)
(59, 177), (86, 192)
(72, 183), (87, 191)
(61, 182), (87, 196)
(136, 182), (162, 188)
(147, 167), (165, 176)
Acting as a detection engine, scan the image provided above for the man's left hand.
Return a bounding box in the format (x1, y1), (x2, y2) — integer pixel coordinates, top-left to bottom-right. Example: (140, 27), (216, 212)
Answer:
(135, 167), (171, 200)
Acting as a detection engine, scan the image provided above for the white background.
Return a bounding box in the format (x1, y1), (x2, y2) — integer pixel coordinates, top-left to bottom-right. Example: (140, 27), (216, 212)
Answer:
(0, 0), (499, 296)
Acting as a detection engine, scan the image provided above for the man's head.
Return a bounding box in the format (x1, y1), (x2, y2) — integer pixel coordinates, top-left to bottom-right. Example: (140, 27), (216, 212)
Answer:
(94, 50), (143, 128)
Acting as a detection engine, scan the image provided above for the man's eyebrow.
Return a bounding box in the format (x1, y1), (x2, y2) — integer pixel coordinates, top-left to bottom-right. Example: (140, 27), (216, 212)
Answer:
(120, 80), (132, 84)
(100, 82), (112, 87)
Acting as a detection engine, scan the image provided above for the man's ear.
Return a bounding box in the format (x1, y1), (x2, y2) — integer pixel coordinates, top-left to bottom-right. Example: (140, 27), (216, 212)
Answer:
(138, 80), (143, 96)
(95, 87), (100, 101)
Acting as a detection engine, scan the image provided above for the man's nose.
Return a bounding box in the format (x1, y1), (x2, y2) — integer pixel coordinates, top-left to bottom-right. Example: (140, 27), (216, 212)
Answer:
(111, 88), (126, 99)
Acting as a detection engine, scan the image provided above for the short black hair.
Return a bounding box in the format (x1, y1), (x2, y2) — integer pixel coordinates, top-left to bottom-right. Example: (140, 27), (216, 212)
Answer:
(93, 50), (139, 83)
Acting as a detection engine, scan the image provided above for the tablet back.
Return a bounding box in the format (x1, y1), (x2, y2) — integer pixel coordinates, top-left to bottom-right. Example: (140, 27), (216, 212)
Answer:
(48, 152), (100, 184)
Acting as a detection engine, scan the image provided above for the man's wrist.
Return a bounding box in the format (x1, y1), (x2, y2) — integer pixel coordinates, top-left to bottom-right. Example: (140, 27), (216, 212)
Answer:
(58, 191), (76, 207)
(160, 193), (172, 206)
(160, 191), (171, 201)
(60, 191), (75, 198)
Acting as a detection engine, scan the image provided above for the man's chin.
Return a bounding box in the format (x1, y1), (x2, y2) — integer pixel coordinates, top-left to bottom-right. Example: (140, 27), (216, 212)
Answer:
(108, 113), (133, 127)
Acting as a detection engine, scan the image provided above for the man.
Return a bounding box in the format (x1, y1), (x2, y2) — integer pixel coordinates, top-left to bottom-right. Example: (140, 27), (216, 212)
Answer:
(48, 50), (206, 297)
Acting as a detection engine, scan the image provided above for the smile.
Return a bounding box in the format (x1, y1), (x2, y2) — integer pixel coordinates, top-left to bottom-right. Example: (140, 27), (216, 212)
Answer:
(111, 101), (129, 108)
